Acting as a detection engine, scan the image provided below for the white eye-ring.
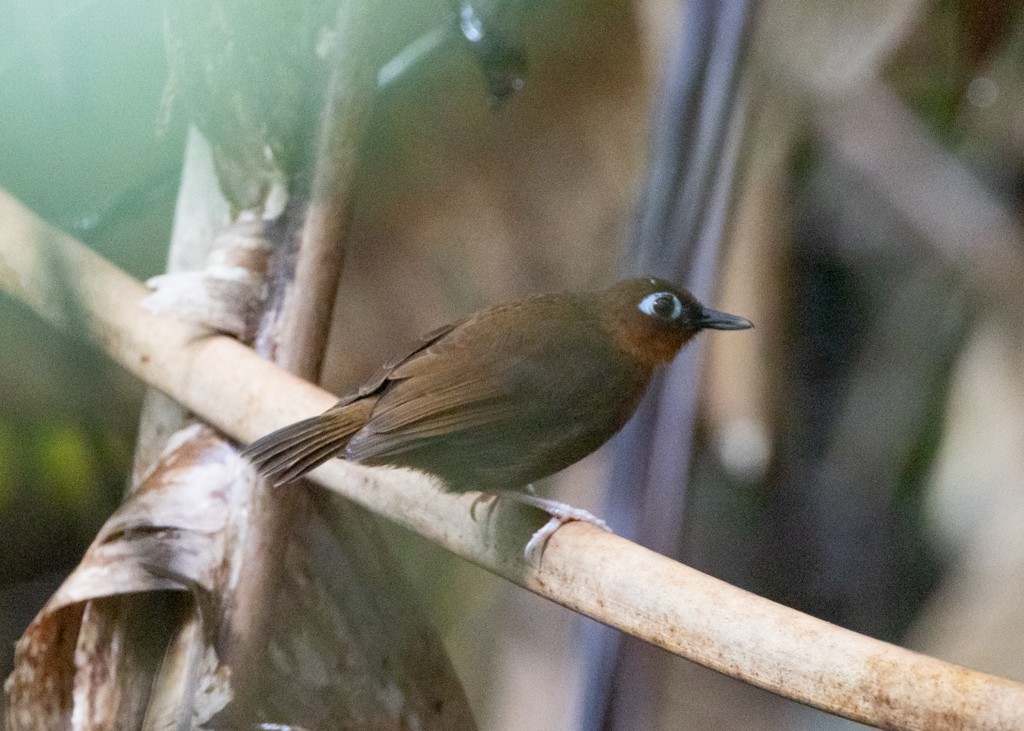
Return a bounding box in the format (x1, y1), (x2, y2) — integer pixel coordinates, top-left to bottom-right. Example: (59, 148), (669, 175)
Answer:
(638, 291), (683, 322)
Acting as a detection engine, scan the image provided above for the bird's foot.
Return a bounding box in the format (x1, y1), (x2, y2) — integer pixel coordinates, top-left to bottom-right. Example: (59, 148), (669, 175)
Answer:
(470, 492), (499, 521)
(500, 492), (611, 564)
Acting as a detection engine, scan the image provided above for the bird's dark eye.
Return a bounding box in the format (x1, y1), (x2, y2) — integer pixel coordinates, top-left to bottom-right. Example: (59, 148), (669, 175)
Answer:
(638, 292), (682, 322)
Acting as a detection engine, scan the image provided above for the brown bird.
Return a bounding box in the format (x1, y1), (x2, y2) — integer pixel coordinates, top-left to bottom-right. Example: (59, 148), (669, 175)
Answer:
(242, 277), (751, 557)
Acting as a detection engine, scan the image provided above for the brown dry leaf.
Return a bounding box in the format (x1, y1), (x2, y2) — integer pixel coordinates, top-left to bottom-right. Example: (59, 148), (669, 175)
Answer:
(5, 421), (473, 730)
(5, 424), (237, 730)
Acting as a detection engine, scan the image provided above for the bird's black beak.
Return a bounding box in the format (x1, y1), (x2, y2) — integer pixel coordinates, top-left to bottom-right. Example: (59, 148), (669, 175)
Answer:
(697, 306), (753, 331)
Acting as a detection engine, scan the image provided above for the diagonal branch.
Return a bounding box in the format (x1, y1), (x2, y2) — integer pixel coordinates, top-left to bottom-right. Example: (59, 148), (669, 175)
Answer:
(2, 188), (1024, 731)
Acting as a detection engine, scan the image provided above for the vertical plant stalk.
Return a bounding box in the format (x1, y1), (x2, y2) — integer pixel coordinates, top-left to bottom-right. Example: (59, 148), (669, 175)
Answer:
(273, 5), (377, 378)
(132, 127), (233, 482)
(582, 1), (758, 728)
(220, 0), (379, 707)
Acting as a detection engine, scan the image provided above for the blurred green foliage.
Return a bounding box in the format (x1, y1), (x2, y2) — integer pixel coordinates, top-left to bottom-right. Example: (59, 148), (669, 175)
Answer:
(34, 423), (98, 512)
(0, 2), (180, 671)
(0, 420), (16, 510)
(890, 0), (1022, 143)
(0, 0), (183, 268)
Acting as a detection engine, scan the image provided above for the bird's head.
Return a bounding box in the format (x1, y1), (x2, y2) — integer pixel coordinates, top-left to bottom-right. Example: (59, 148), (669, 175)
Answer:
(599, 277), (753, 366)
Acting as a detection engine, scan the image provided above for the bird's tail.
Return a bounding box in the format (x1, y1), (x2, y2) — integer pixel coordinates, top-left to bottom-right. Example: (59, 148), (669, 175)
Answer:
(241, 401), (372, 486)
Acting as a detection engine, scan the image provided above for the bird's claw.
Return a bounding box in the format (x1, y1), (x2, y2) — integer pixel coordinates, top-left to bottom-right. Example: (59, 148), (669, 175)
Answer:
(470, 492), (499, 521)
(523, 516), (563, 564)
(500, 492), (611, 564)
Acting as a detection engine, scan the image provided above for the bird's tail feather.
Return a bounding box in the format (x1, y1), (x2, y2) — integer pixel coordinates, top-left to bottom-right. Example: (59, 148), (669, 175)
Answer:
(241, 403), (368, 486)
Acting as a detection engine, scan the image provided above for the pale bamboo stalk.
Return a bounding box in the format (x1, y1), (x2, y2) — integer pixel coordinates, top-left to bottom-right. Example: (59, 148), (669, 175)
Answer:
(3, 188), (1024, 731)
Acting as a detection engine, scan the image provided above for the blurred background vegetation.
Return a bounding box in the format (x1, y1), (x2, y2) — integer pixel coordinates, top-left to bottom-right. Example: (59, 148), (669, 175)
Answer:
(2, 0), (1023, 728)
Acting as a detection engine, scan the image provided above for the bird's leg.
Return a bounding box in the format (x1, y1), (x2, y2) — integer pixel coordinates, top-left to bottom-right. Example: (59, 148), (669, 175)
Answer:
(499, 491), (611, 564)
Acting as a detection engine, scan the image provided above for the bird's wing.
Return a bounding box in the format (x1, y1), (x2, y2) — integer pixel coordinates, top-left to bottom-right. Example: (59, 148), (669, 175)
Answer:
(343, 337), (517, 461)
(337, 320), (464, 406)
(344, 299), (576, 462)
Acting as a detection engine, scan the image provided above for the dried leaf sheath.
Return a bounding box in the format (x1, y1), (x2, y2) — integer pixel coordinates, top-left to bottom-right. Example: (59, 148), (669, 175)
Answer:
(5, 427), (238, 729)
